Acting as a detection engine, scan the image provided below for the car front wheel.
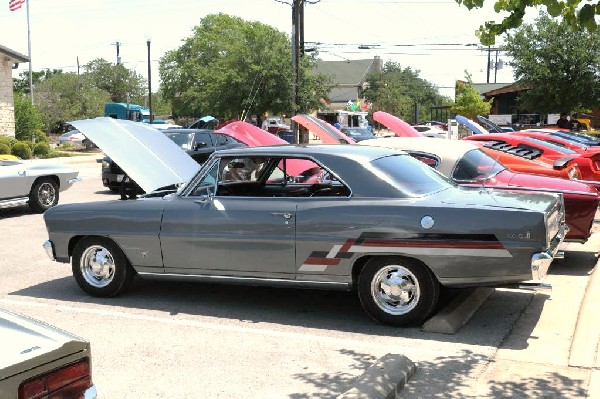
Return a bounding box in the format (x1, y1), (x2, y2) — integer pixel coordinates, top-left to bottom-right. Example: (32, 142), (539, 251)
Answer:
(72, 237), (135, 297)
(29, 177), (58, 213)
(358, 257), (439, 326)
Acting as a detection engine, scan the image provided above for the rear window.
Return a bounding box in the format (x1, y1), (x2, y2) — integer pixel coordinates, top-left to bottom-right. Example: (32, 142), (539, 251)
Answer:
(370, 154), (453, 197)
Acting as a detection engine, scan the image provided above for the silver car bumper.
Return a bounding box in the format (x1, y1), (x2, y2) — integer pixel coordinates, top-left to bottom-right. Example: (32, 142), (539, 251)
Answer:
(43, 240), (55, 261)
(522, 222), (569, 290)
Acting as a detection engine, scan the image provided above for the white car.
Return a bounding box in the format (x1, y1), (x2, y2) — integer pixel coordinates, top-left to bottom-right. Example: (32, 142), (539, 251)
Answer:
(0, 158), (80, 213)
(412, 125), (448, 139)
(0, 307), (97, 398)
(57, 130), (88, 146)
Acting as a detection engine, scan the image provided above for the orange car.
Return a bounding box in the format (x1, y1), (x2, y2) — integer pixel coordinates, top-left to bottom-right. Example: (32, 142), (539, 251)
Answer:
(468, 140), (581, 180)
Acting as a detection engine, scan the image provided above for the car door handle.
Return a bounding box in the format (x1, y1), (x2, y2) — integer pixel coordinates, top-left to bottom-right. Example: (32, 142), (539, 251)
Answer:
(271, 212), (293, 219)
(18, 170), (26, 176)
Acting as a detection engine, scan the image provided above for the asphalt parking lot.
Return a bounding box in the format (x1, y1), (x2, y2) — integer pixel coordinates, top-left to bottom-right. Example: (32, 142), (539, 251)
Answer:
(0, 156), (598, 398)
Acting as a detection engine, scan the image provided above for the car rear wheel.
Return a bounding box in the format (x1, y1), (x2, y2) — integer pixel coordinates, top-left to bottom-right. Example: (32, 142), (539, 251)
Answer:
(357, 257), (439, 326)
(72, 237), (135, 297)
(28, 177), (59, 213)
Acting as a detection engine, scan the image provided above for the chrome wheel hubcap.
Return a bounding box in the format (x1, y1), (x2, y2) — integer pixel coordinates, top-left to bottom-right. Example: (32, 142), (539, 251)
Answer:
(371, 265), (420, 315)
(80, 245), (115, 288)
(37, 182), (56, 206)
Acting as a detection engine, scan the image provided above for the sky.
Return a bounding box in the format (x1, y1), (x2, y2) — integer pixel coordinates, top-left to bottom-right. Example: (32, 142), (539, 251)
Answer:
(0, 0), (538, 99)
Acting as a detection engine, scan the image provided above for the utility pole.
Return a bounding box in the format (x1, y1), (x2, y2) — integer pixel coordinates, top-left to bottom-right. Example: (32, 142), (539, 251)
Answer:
(112, 41), (121, 65)
(479, 46), (503, 83)
(147, 39), (153, 123)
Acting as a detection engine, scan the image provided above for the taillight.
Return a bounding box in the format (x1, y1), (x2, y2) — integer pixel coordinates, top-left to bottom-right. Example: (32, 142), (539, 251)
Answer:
(568, 166), (580, 180)
(19, 358), (92, 399)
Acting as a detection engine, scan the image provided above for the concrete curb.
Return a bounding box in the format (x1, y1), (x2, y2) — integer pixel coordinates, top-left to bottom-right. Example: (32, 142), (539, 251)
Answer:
(569, 263), (600, 368)
(338, 354), (416, 399)
(421, 287), (494, 334)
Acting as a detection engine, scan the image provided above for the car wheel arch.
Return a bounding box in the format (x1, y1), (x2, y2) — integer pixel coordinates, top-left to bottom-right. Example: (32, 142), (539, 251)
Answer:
(351, 254), (437, 286)
(68, 235), (131, 265)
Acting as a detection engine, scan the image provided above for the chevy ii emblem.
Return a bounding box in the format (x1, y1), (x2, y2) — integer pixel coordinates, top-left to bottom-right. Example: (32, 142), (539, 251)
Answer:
(421, 216), (434, 229)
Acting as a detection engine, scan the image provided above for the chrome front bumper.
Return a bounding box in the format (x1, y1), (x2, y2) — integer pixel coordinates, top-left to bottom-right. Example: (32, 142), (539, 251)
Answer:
(43, 240), (56, 261)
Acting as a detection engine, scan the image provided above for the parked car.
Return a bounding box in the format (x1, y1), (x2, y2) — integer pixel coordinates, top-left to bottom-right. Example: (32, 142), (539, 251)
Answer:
(57, 129), (88, 146)
(0, 158), (80, 213)
(261, 117), (290, 134)
(339, 126), (376, 142)
(412, 125), (448, 139)
(290, 112), (597, 243)
(0, 307), (96, 398)
(359, 137), (599, 243)
(43, 118), (567, 326)
(422, 121), (448, 130)
(464, 133), (600, 181)
(101, 128), (245, 193)
(512, 130), (600, 151)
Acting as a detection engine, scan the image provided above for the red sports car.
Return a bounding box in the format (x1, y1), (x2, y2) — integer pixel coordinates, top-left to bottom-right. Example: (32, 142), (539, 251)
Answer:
(464, 133), (600, 181)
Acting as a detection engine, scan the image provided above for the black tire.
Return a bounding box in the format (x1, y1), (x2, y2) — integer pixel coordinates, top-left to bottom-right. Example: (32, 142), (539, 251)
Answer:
(28, 177), (59, 213)
(72, 237), (135, 297)
(357, 256), (440, 326)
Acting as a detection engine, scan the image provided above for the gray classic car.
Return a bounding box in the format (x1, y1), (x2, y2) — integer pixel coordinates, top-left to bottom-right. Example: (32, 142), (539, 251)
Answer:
(0, 157), (80, 213)
(42, 118), (567, 326)
(0, 307), (96, 398)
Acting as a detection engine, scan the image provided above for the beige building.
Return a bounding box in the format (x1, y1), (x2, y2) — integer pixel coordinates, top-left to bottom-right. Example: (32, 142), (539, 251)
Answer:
(0, 44), (29, 138)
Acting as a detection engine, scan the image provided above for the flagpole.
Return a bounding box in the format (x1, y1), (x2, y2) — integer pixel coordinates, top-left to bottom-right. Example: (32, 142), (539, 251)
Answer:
(26, 0), (33, 104)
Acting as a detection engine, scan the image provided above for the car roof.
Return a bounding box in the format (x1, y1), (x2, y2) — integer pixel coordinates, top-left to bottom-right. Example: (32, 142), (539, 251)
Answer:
(359, 137), (475, 176)
(213, 143), (402, 160)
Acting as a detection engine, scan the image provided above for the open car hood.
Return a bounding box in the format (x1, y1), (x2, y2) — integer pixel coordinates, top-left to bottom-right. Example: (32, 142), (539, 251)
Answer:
(456, 115), (489, 135)
(71, 117), (200, 193)
(214, 121), (316, 176)
(372, 111), (423, 137)
(291, 114), (356, 144)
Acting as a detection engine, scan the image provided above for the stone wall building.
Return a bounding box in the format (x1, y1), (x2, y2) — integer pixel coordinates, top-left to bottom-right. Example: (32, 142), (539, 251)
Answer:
(0, 44), (29, 138)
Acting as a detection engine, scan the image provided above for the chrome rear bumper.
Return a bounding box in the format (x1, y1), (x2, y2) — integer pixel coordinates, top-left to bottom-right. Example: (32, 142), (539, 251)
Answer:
(520, 222), (569, 290)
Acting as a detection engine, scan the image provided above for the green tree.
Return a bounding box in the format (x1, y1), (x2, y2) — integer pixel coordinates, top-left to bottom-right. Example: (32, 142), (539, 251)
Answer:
(13, 69), (64, 94)
(504, 13), (600, 113)
(83, 58), (147, 103)
(13, 93), (44, 140)
(451, 73), (493, 118)
(159, 13), (331, 119)
(33, 72), (110, 132)
(456, 0), (600, 45)
(363, 62), (450, 124)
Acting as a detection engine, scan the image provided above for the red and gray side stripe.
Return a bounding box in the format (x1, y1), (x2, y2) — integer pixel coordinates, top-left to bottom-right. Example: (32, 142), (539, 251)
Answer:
(299, 233), (510, 272)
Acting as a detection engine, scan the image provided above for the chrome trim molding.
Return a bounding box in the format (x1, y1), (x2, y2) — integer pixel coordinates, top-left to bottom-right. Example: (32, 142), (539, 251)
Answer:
(137, 272), (351, 290)
(0, 197), (28, 209)
(42, 240), (56, 261)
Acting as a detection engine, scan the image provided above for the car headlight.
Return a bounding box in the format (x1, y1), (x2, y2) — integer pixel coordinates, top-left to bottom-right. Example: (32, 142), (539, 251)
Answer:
(101, 160), (110, 169)
(568, 166), (579, 180)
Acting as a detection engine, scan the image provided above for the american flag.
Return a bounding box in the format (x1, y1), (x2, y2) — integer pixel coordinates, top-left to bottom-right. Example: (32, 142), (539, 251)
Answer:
(9, 0), (25, 11)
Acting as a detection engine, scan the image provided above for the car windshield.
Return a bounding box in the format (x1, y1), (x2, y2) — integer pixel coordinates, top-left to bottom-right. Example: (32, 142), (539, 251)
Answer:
(452, 149), (506, 181)
(165, 133), (194, 150)
(370, 154), (454, 197)
(341, 128), (374, 139)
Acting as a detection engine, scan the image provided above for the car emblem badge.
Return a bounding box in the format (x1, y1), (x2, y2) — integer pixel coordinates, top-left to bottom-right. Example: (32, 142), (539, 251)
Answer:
(421, 216), (434, 229)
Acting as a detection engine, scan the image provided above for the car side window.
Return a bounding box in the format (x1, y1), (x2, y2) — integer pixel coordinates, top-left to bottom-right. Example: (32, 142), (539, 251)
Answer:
(407, 152), (440, 169)
(191, 155), (350, 198)
(189, 161), (219, 196)
(193, 133), (212, 149)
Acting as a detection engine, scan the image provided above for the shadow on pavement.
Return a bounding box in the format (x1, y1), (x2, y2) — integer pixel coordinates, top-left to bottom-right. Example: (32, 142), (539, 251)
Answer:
(396, 349), (587, 398)
(289, 349), (378, 399)
(550, 250), (597, 276)
(9, 275), (536, 346)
